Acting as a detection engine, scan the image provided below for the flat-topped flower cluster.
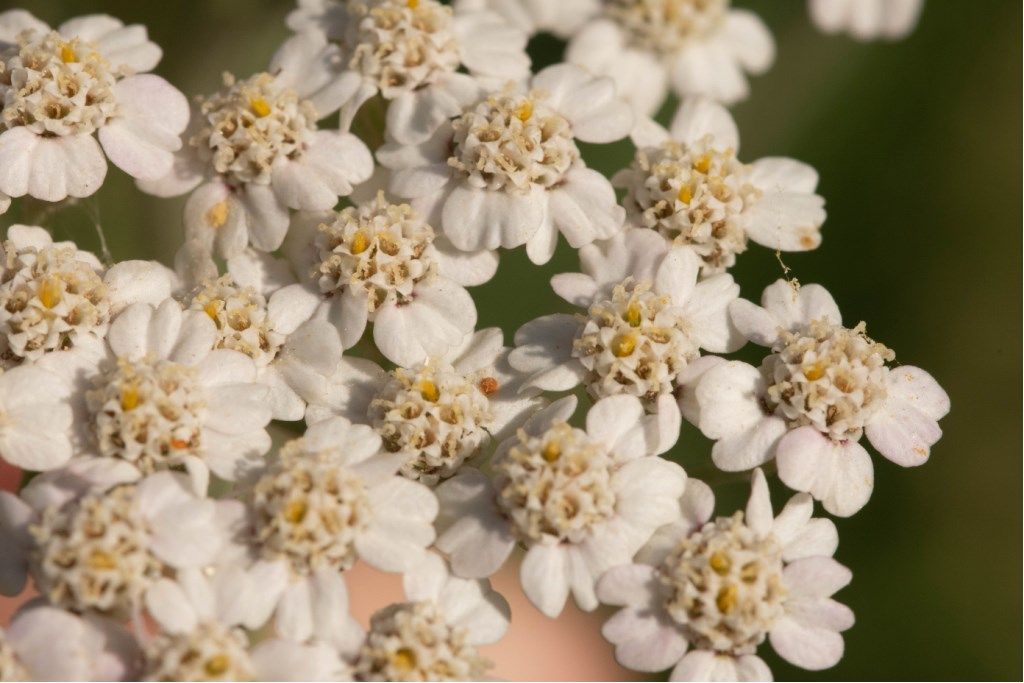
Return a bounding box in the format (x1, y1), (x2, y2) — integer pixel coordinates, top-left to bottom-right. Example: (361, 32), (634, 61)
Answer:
(0, 1), (938, 681)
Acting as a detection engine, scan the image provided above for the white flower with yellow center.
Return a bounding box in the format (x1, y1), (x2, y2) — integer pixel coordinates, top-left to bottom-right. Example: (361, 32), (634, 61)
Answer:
(453, 0), (601, 38)
(352, 552), (509, 681)
(511, 230), (742, 409)
(307, 327), (542, 486)
(0, 606), (138, 681)
(809, 0), (924, 40)
(434, 393), (685, 617)
(379, 63), (634, 265)
(287, 0), (531, 145)
(183, 274), (343, 421)
(142, 567), (347, 682)
(0, 10), (188, 204)
(240, 417), (438, 650)
(618, 99), (826, 274)
(0, 464), (239, 616)
(564, 0), (775, 114)
(231, 192), (493, 367)
(685, 279), (950, 516)
(0, 224), (175, 369)
(139, 32), (373, 260)
(598, 470), (853, 681)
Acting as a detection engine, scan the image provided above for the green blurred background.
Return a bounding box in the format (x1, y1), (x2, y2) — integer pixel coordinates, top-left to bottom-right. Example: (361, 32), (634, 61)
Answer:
(2, 1), (1020, 679)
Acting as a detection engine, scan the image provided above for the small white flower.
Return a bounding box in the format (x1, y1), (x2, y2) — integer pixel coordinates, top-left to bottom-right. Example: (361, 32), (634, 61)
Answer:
(511, 230), (742, 409)
(378, 62), (634, 265)
(352, 551), (509, 681)
(618, 98), (827, 275)
(687, 279), (950, 516)
(0, 605), (139, 681)
(0, 224), (175, 369)
(598, 469), (852, 681)
(453, 0), (601, 38)
(0, 364), (73, 471)
(40, 298), (273, 491)
(232, 192), (494, 367)
(308, 327), (543, 486)
(565, 0), (775, 115)
(0, 10), (188, 203)
(0, 463), (239, 615)
(288, 0), (532, 145)
(143, 567), (347, 681)
(139, 32), (373, 260)
(809, 0), (924, 40)
(238, 417), (438, 649)
(434, 393), (685, 617)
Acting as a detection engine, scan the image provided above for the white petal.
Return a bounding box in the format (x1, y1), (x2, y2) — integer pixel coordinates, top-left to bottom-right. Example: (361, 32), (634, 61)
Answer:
(865, 366), (949, 466)
(520, 542), (571, 618)
(776, 427), (874, 517)
(769, 615), (845, 671)
(442, 185), (545, 251)
(548, 168), (624, 247)
(99, 75), (188, 181)
(669, 97), (740, 150)
(0, 129), (106, 201)
(745, 468), (774, 537)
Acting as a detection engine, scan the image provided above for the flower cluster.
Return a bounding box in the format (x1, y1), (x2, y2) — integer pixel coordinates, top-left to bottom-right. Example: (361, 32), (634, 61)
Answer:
(0, 2), (941, 682)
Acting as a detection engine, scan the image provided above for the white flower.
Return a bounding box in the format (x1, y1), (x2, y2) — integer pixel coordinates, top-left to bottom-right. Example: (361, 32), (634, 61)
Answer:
(598, 469), (853, 681)
(687, 279), (950, 516)
(0, 364), (73, 471)
(181, 273), (343, 421)
(0, 224), (175, 369)
(0, 605), (138, 681)
(287, 0), (531, 145)
(0, 463), (240, 615)
(238, 417), (438, 650)
(453, 0), (601, 38)
(352, 551), (509, 681)
(434, 393), (685, 617)
(308, 327), (543, 486)
(617, 98), (827, 275)
(142, 567), (347, 681)
(40, 298), (273, 491)
(0, 10), (188, 203)
(565, 0), (775, 115)
(378, 62), (634, 265)
(232, 191), (494, 367)
(511, 230), (742, 409)
(139, 31), (373, 260)
(809, 0), (924, 40)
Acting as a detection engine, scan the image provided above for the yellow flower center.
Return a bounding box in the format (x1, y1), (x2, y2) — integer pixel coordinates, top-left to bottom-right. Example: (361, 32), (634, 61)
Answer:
(249, 97), (271, 118)
(611, 332), (637, 357)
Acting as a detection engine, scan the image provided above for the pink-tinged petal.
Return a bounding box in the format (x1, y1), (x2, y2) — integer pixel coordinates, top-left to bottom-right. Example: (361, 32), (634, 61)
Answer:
(595, 563), (659, 607)
(604, 605), (688, 672)
(776, 427), (874, 517)
(99, 75), (188, 181)
(785, 596), (855, 632)
(520, 542), (571, 618)
(670, 650), (744, 681)
(769, 615), (845, 671)
(783, 555), (852, 601)
(865, 365), (949, 467)
(442, 185), (545, 251)
(669, 97), (739, 151)
(434, 469), (516, 579)
(712, 418), (784, 476)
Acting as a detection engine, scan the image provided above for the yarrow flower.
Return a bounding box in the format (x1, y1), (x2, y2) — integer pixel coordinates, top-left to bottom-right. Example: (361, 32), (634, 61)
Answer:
(287, 0), (531, 145)
(434, 393), (685, 617)
(511, 229), (741, 409)
(308, 327), (542, 486)
(140, 32), (373, 260)
(597, 469), (853, 680)
(619, 98), (826, 274)
(685, 279), (950, 515)
(564, 0), (775, 115)
(809, 0), (925, 41)
(379, 62), (634, 264)
(0, 10), (188, 204)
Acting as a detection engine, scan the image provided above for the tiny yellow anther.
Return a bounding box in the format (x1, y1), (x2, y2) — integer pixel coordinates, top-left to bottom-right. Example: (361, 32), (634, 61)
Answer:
(418, 379), (440, 402)
(204, 655), (230, 677)
(678, 184), (693, 205)
(120, 386), (140, 411)
(611, 332), (636, 357)
(249, 97), (272, 118)
(625, 302), (642, 327)
(88, 550), (117, 570)
(206, 201), (229, 228)
(716, 584), (738, 613)
(406, 0), (420, 8)
(38, 277), (62, 309)
(284, 499), (308, 524)
(170, 438), (189, 450)
(516, 100), (533, 122)
(350, 231), (370, 255)
(392, 648), (416, 672)
(709, 551), (731, 575)
(542, 441), (561, 463)
(804, 361), (826, 381)
(203, 301), (221, 322)
(60, 43), (77, 63)
(693, 154), (712, 174)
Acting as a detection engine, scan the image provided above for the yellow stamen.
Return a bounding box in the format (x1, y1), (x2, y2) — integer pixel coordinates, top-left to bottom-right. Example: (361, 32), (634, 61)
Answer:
(284, 499), (308, 524)
(678, 184), (693, 205)
(206, 201), (229, 228)
(478, 377), (499, 395)
(120, 386), (140, 411)
(709, 551), (731, 575)
(716, 584), (738, 613)
(392, 648), (416, 672)
(60, 43), (77, 63)
(203, 301), (221, 322)
(350, 231), (370, 255)
(693, 154), (712, 174)
(804, 361), (826, 381)
(611, 332), (636, 357)
(542, 441), (561, 463)
(249, 97), (271, 118)
(204, 655), (230, 677)
(516, 100), (533, 122)
(170, 438), (190, 450)
(88, 550), (117, 570)
(625, 302), (642, 327)
(418, 379), (440, 402)
(38, 277), (62, 309)
(406, 0), (420, 8)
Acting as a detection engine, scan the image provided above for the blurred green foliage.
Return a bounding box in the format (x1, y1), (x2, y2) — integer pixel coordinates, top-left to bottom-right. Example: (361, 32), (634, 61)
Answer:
(3, 0), (1020, 679)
